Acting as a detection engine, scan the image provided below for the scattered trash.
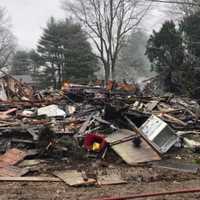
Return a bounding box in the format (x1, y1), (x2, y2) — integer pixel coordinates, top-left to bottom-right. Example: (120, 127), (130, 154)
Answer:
(0, 77), (198, 187)
(84, 133), (107, 152)
(183, 138), (200, 149)
(38, 105), (66, 118)
(140, 115), (178, 154)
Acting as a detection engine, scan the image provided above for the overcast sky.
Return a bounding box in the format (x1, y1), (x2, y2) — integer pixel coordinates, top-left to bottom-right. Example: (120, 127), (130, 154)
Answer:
(0, 0), (65, 49)
(0, 0), (168, 50)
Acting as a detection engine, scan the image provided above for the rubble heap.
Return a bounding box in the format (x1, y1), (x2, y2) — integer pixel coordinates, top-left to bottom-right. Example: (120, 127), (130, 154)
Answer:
(0, 77), (199, 186)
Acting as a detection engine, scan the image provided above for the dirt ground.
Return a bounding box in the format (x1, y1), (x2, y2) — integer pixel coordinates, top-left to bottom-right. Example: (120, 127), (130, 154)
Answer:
(0, 141), (199, 200)
(0, 165), (200, 200)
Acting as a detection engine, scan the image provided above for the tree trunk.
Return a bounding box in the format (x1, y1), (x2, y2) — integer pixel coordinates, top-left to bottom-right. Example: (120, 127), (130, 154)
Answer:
(53, 76), (57, 89)
(104, 64), (110, 84)
(58, 64), (62, 89)
(111, 63), (116, 81)
(109, 66), (113, 81)
(50, 63), (57, 89)
(165, 70), (173, 92)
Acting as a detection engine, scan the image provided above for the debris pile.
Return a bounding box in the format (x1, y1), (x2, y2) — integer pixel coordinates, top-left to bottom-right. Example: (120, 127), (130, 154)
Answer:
(0, 77), (199, 186)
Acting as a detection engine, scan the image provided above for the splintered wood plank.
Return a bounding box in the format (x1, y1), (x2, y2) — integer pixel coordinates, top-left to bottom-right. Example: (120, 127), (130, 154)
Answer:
(0, 176), (61, 182)
(145, 100), (159, 111)
(54, 170), (96, 186)
(78, 112), (95, 135)
(106, 129), (161, 165)
(0, 148), (27, 168)
(18, 159), (46, 167)
(0, 166), (29, 177)
(97, 174), (127, 186)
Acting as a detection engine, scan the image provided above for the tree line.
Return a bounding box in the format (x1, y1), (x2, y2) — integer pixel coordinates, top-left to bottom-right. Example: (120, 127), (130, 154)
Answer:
(1, 0), (152, 89)
(145, 0), (200, 97)
(1, 0), (200, 95)
(11, 18), (99, 88)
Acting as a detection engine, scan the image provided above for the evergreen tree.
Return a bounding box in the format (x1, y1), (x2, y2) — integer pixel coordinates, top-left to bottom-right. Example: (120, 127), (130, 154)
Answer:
(181, 11), (200, 58)
(11, 50), (31, 75)
(37, 17), (98, 88)
(180, 11), (200, 97)
(146, 17), (200, 97)
(145, 21), (184, 93)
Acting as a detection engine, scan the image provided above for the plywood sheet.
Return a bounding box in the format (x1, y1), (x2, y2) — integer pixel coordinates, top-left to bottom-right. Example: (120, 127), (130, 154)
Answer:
(54, 170), (96, 186)
(106, 129), (161, 165)
(0, 176), (61, 182)
(0, 166), (29, 177)
(0, 148), (27, 168)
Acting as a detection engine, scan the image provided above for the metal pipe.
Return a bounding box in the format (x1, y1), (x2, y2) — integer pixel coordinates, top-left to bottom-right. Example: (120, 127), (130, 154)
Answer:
(95, 188), (200, 200)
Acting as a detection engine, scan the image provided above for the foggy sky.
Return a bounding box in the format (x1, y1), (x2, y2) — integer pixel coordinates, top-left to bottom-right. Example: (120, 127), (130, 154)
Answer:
(0, 0), (168, 50)
(0, 0), (65, 49)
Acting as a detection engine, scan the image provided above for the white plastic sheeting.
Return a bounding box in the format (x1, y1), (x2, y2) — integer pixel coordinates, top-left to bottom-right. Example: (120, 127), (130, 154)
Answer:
(38, 105), (66, 117)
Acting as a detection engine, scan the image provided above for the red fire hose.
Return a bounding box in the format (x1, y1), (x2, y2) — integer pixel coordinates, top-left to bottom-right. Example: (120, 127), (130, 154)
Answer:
(94, 188), (200, 200)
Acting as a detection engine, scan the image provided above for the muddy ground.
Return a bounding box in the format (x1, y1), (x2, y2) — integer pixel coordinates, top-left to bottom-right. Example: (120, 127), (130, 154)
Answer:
(1, 179), (200, 200)
(0, 142), (200, 200)
(0, 165), (200, 200)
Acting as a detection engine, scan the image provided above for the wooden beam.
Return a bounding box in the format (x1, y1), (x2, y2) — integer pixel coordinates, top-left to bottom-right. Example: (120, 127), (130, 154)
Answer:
(0, 177), (61, 182)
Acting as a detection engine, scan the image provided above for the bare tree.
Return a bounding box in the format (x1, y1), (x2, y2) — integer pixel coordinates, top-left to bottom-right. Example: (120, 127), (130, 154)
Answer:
(63, 0), (151, 82)
(0, 7), (16, 69)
